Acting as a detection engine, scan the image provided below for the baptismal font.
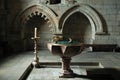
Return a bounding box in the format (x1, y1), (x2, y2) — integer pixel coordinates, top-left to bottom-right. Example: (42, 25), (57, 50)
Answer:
(48, 34), (84, 78)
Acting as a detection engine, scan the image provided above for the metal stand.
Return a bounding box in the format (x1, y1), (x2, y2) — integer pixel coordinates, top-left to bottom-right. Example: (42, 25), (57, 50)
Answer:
(31, 27), (40, 68)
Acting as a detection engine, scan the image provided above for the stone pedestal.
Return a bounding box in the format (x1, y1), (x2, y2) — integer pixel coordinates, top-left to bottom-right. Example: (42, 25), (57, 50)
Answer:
(47, 43), (84, 78)
(60, 57), (76, 78)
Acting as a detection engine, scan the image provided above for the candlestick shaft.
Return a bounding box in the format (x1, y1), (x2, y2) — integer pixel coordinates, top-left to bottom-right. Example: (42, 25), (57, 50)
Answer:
(34, 27), (37, 38)
(32, 27), (40, 68)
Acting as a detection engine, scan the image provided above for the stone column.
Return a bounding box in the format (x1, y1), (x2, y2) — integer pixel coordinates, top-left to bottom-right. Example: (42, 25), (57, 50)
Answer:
(60, 57), (75, 78)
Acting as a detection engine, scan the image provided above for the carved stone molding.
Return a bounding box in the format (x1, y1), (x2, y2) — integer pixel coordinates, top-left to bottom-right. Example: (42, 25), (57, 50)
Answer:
(59, 4), (105, 39)
(14, 4), (59, 33)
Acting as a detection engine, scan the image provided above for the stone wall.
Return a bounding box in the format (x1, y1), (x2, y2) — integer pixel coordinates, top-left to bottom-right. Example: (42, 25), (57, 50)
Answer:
(0, 0), (119, 54)
(75, 0), (120, 45)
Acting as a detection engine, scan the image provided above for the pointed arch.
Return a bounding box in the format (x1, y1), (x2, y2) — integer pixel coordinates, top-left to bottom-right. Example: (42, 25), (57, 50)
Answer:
(14, 4), (59, 33)
(59, 4), (105, 40)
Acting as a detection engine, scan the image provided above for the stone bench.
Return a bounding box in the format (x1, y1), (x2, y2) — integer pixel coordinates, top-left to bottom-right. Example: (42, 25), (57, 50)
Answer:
(90, 44), (117, 52)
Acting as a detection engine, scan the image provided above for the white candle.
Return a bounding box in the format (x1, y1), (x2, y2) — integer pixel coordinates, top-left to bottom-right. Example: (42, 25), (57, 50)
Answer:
(34, 27), (37, 38)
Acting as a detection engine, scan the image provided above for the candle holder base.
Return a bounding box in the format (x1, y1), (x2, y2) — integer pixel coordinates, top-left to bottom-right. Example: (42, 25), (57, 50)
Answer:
(32, 57), (40, 68)
(32, 61), (40, 68)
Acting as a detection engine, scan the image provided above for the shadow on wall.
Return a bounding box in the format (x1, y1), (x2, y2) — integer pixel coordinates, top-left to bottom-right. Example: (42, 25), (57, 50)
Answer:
(49, 0), (61, 4)
(0, 0), (26, 57)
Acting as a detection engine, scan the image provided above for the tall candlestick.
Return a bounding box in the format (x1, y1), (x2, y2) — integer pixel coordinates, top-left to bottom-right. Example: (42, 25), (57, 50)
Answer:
(31, 27), (40, 68)
(34, 27), (37, 38)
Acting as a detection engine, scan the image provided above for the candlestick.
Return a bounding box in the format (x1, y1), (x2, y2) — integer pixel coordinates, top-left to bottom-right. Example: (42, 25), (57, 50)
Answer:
(31, 27), (40, 68)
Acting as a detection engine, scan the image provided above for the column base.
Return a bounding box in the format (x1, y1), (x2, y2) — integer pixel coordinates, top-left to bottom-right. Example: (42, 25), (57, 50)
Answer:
(59, 69), (76, 78)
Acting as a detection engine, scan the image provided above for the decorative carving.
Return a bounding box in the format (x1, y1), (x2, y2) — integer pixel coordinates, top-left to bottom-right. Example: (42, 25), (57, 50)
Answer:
(14, 4), (58, 33)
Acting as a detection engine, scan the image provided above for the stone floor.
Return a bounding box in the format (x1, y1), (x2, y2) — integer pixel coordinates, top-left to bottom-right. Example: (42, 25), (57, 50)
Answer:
(0, 50), (120, 80)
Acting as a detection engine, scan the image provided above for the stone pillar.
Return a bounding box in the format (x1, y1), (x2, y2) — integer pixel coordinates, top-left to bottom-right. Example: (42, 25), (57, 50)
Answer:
(60, 57), (75, 78)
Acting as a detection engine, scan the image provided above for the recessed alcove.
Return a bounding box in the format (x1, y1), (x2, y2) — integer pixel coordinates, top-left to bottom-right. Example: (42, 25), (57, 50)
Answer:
(15, 5), (58, 51)
(25, 14), (53, 50)
(63, 12), (92, 44)
(13, 4), (109, 52)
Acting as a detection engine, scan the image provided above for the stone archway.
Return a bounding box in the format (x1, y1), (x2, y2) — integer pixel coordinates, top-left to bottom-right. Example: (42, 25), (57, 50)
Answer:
(63, 12), (92, 44)
(14, 4), (58, 50)
(59, 4), (106, 44)
(20, 4), (58, 32)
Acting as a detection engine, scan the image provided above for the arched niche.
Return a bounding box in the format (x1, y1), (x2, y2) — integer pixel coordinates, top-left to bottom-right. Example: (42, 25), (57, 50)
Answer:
(14, 4), (58, 50)
(59, 4), (106, 44)
(63, 12), (92, 44)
